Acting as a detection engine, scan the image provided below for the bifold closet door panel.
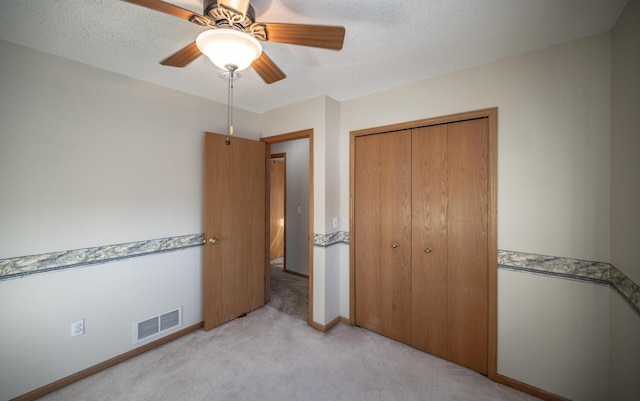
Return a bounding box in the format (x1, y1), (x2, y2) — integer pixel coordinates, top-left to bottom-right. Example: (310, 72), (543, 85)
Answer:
(446, 118), (489, 375)
(411, 125), (448, 358)
(353, 114), (493, 376)
(354, 134), (382, 333)
(380, 131), (412, 344)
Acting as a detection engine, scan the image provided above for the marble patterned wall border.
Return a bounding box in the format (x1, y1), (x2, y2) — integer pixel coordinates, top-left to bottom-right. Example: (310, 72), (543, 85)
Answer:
(2, 233), (638, 317)
(609, 267), (640, 316)
(499, 250), (640, 317)
(498, 250), (611, 284)
(0, 234), (204, 282)
(313, 231), (350, 247)
(307, 237), (640, 314)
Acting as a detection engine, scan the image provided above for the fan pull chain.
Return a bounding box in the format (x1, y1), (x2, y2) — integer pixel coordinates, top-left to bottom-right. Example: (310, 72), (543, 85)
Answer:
(226, 65), (237, 145)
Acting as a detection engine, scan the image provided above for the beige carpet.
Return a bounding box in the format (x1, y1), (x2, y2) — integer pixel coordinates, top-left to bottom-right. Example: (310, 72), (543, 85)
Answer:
(268, 258), (308, 322)
(38, 306), (540, 401)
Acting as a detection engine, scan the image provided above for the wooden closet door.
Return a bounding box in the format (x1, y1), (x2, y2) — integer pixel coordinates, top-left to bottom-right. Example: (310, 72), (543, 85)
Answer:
(380, 131), (412, 344)
(446, 118), (489, 374)
(354, 134), (382, 333)
(411, 125), (449, 358)
(411, 118), (489, 374)
(351, 109), (496, 378)
(354, 131), (412, 343)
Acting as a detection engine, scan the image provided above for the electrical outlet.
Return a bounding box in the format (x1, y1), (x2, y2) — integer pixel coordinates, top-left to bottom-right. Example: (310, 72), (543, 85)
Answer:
(332, 217), (338, 228)
(71, 319), (85, 337)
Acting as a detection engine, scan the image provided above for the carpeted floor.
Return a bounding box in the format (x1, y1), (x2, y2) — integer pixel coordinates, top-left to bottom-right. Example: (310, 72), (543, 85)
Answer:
(35, 259), (541, 401)
(268, 258), (308, 322)
(38, 306), (540, 401)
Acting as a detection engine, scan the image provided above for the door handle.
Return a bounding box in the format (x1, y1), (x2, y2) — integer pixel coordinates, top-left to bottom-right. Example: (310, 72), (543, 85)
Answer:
(208, 237), (219, 245)
(425, 247), (432, 253)
(391, 243), (399, 248)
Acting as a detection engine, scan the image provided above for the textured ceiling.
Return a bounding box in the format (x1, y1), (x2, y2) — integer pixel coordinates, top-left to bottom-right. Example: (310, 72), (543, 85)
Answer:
(0, 0), (628, 113)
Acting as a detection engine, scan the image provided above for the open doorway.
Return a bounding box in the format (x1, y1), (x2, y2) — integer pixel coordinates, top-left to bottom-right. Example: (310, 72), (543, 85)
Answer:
(264, 133), (312, 323)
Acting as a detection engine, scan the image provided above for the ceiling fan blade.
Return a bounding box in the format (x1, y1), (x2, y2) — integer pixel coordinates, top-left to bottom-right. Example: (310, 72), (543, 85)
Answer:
(160, 42), (202, 67)
(263, 23), (345, 50)
(252, 52), (286, 84)
(122, 0), (206, 24)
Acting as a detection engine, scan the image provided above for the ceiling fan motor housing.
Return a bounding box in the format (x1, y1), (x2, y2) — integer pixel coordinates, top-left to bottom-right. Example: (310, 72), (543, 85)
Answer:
(204, 0), (256, 25)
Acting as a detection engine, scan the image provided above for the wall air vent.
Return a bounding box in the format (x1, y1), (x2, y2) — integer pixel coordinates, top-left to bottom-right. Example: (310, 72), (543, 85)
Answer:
(133, 307), (182, 343)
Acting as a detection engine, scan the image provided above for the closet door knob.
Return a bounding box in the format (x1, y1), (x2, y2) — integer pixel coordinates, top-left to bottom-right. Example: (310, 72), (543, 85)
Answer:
(208, 237), (219, 245)
(391, 243), (399, 248)
(425, 247), (432, 253)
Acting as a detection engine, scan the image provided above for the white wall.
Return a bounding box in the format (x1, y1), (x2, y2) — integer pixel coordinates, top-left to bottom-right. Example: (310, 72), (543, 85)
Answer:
(260, 96), (329, 323)
(609, 293), (640, 401)
(260, 97), (326, 228)
(322, 97), (343, 322)
(341, 34), (611, 263)
(339, 34), (612, 399)
(498, 270), (610, 401)
(0, 40), (260, 400)
(323, 97), (341, 233)
(610, 1), (640, 400)
(270, 139), (310, 276)
(0, 250), (202, 400)
(261, 96), (344, 325)
(611, 0), (640, 286)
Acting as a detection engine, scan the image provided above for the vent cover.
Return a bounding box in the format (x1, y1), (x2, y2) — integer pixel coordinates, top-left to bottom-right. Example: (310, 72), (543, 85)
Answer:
(134, 307), (182, 343)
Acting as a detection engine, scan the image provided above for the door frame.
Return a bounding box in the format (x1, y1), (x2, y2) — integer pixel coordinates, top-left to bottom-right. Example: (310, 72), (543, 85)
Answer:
(262, 129), (314, 325)
(349, 108), (498, 380)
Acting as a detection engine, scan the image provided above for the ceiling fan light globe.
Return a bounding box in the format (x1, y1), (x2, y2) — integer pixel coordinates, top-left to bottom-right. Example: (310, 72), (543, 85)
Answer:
(196, 29), (262, 72)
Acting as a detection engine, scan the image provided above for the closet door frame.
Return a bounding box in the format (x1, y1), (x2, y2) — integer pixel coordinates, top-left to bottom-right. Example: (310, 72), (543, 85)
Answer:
(349, 107), (498, 380)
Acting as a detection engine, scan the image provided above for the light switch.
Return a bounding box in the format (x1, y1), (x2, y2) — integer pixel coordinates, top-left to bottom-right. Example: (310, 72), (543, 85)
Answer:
(332, 217), (338, 228)
(297, 206), (302, 214)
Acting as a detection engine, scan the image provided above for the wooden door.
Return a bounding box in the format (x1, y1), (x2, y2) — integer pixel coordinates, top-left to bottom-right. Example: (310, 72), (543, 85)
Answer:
(445, 118), (488, 374)
(354, 134), (382, 333)
(380, 131), (412, 343)
(411, 124), (449, 359)
(203, 133), (266, 331)
(351, 108), (497, 378)
(269, 157), (285, 259)
(354, 131), (412, 344)
(411, 118), (489, 374)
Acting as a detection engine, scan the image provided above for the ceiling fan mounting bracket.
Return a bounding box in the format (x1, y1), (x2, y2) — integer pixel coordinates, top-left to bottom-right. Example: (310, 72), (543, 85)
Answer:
(203, 0), (256, 30)
(192, 1), (267, 41)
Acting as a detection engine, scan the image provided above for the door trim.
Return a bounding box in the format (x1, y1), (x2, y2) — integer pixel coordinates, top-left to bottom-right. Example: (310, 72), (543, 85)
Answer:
(262, 129), (314, 326)
(349, 108), (497, 380)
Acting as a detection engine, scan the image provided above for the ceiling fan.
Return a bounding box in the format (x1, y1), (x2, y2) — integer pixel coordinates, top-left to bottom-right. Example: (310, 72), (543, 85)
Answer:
(122, 0), (346, 84)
